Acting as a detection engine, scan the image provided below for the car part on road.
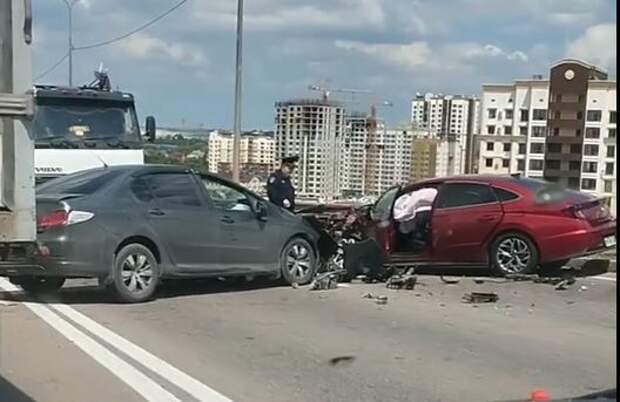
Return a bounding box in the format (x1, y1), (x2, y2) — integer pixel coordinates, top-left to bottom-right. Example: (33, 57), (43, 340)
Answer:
(491, 232), (539, 276)
(386, 272), (417, 290)
(462, 292), (499, 304)
(11, 276), (66, 294)
(281, 237), (317, 286)
(440, 275), (460, 284)
(111, 243), (159, 303)
(309, 270), (343, 290)
(328, 356), (356, 366)
(375, 295), (388, 305)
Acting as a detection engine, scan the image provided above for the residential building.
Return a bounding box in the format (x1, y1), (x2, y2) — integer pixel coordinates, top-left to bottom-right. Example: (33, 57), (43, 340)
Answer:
(476, 59), (616, 212)
(410, 93), (479, 173)
(274, 99), (345, 200)
(409, 133), (465, 182)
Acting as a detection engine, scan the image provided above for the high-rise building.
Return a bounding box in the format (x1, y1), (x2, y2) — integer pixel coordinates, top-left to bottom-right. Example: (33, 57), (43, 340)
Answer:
(411, 93), (480, 173)
(476, 59), (616, 211)
(274, 99), (345, 200)
(208, 131), (275, 184)
(409, 133), (465, 183)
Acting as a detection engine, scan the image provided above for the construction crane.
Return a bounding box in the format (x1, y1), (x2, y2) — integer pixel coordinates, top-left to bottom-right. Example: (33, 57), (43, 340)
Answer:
(307, 84), (373, 102)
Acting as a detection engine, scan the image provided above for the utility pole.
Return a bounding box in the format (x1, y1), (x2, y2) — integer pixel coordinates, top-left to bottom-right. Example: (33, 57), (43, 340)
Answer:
(62, 0), (78, 86)
(231, 0), (243, 182)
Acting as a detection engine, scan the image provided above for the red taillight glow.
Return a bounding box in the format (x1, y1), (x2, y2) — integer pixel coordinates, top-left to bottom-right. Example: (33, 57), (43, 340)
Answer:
(37, 210), (68, 232)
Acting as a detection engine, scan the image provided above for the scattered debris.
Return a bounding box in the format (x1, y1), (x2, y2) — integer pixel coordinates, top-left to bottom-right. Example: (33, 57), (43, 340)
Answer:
(566, 300), (576, 305)
(440, 275), (460, 284)
(375, 295), (389, 305)
(439, 303), (446, 307)
(291, 282), (299, 289)
(329, 356), (356, 366)
(462, 292), (499, 304)
(473, 278), (485, 284)
(362, 292), (374, 299)
(309, 271), (343, 290)
(553, 277), (576, 290)
(578, 285), (589, 292)
(386, 273), (417, 290)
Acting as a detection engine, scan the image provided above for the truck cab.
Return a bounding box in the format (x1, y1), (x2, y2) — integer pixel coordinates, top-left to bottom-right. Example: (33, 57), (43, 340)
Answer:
(32, 80), (155, 184)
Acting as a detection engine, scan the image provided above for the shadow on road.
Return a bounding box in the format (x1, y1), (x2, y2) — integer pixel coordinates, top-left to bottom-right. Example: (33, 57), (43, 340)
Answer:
(0, 375), (37, 402)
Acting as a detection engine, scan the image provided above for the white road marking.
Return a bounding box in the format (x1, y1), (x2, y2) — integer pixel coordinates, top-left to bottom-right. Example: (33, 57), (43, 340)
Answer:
(49, 302), (234, 402)
(0, 278), (181, 402)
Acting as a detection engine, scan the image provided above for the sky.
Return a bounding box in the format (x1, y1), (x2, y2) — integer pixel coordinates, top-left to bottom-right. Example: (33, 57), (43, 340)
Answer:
(33, 0), (617, 129)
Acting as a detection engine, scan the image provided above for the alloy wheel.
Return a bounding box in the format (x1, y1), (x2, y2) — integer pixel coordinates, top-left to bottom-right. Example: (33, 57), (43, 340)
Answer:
(286, 243), (312, 282)
(121, 253), (153, 293)
(496, 237), (532, 273)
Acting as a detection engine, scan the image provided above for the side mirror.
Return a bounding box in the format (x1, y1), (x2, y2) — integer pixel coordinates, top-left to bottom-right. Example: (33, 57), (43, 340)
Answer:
(255, 202), (268, 221)
(144, 116), (156, 143)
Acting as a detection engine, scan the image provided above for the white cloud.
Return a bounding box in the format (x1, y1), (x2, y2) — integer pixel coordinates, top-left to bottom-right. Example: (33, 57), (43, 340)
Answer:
(115, 34), (207, 67)
(565, 23), (616, 72)
(335, 40), (528, 72)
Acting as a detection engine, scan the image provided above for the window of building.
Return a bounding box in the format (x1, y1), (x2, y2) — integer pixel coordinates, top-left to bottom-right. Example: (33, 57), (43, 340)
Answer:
(607, 145), (615, 158)
(436, 183), (497, 209)
(505, 109), (514, 119)
(552, 127), (560, 136)
(488, 108), (497, 119)
(584, 144), (599, 156)
(581, 179), (597, 190)
(518, 144), (526, 154)
(519, 126), (528, 135)
(504, 126), (513, 135)
(554, 94), (562, 103)
(605, 162), (614, 175)
(576, 129), (582, 137)
(569, 161), (581, 171)
(554, 111), (561, 119)
(520, 109), (529, 122)
(503, 143), (511, 152)
(604, 180), (613, 193)
(502, 159), (510, 168)
(530, 143), (544, 154)
(609, 128), (617, 138)
(529, 160), (544, 170)
(570, 144), (582, 154)
(532, 109), (547, 120)
(486, 142), (495, 151)
(485, 158), (493, 167)
(586, 110), (602, 121)
(610, 111), (617, 124)
(517, 159), (526, 171)
(547, 143), (561, 153)
(531, 126), (545, 137)
(547, 160), (560, 170)
(585, 127), (600, 138)
(487, 125), (496, 134)
(583, 161), (598, 173)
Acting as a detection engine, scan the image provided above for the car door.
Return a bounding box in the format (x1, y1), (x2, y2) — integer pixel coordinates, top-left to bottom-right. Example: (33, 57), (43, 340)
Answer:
(132, 172), (223, 273)
(200, 176), (273, 272)
(430, 182), (503, 263)
(365, 186), (400, 255)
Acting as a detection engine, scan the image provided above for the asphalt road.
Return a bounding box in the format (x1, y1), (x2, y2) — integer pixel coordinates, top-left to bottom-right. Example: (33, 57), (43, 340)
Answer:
(0, 271), (616, 402)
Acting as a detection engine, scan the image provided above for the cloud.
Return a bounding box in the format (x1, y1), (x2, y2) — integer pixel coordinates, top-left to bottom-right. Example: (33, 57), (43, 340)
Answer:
(335, 40), (529, 72)
(565, 23), (616, 73)
(114, 33), (207, 67)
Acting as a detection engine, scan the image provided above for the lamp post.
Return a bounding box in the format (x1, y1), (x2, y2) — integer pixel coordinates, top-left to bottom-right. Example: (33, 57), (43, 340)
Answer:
(62, 0), (79, 86)
(231, 0), (244, 182)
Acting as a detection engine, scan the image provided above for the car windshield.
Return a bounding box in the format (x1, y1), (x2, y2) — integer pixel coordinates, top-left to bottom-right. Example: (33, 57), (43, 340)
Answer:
(33, 98), (141, 148)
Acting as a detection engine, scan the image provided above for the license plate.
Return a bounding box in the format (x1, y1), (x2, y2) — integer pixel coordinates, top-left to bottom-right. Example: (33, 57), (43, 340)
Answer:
(604, 236), (616, 248)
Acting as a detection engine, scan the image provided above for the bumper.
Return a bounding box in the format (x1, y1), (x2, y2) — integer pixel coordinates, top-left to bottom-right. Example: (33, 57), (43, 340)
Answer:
(538, 220), (616, 263)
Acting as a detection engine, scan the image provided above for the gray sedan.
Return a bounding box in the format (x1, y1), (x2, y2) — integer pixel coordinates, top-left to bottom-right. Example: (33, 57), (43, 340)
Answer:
(9, 165), (324, 302)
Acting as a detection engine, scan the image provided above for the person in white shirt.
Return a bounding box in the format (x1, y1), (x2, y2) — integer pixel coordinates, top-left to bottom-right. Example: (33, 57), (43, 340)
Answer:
(393, 187), (438, 235)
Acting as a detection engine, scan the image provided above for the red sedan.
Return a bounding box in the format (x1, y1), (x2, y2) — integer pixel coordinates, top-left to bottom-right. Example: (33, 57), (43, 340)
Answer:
(347, 174), (616, 275)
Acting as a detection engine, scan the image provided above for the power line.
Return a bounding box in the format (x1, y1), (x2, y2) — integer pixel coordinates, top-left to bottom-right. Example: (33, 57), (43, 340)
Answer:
(34, 51), (70, 81)
(74, 0), (188, 50)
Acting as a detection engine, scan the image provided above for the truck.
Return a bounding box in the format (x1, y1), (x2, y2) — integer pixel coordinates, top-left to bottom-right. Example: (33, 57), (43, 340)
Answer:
(33, 70), (156, 183)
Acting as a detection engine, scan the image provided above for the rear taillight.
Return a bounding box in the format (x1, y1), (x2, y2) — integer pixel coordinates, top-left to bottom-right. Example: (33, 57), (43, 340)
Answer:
(561, 206), (586, 220)
(37, 210), (94, 232)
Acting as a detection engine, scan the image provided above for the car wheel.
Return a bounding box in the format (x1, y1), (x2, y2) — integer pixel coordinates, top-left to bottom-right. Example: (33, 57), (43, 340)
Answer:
(112, 244), (159, 303)
(16, 276), (65, 294)
(490, 233), (539, 276)
(281, 237), (317, 286)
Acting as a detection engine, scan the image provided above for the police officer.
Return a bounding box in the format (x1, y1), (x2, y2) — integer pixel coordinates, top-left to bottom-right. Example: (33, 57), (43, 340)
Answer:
(267, 155), (298, 211)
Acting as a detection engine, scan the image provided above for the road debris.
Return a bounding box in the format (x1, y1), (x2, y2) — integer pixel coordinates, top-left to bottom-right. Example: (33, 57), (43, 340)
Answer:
(328, 356), (356, 366)
(361, 292), (375, 299)
(375, 295), (389, 305)
(291, 282), (299, 289)
(386, 273), (417, 290)
(309, 271), (343, 290)
(462, 292), (499, 304)
(440, 275), (460, 284)
(553, 277), (576, 290)
(578, 285), (589, 292)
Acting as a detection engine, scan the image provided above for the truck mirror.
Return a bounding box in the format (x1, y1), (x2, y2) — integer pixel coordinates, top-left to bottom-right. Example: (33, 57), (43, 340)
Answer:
(145, 116), (156, 143)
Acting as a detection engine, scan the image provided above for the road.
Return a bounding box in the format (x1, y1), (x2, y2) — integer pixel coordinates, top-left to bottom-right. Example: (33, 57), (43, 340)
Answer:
(0, 271), (616, 402)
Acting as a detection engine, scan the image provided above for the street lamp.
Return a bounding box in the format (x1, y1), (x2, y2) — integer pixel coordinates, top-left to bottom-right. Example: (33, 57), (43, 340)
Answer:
(231, 0), (244, 182)
(61, 0), (79, 86)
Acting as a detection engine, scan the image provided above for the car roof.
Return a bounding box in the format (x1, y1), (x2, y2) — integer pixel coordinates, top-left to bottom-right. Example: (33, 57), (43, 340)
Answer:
(401, 174), (525, 192)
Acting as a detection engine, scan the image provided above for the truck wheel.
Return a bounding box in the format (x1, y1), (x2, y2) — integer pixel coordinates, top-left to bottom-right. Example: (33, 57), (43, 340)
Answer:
(112, 244), (159, 303)
(281, 238), (317, 286)
(490, 232), (539, 276)
(17, 277), (65, 294)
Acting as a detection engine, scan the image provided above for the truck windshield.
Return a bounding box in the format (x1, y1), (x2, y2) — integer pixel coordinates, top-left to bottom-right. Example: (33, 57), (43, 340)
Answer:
(33, 98), (142, 148)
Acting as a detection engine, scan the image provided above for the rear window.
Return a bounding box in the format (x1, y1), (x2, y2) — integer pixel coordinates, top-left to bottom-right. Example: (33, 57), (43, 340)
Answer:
(37, 169), (123, 195)
(511, 177), (582, 204)
(494, 188), (519, 202)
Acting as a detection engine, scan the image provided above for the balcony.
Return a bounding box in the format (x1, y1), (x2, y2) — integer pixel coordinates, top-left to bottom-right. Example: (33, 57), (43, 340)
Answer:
(545, 152), (582, 161)
(543, 169), (581, 178)
(548, 119), (582, 129)
(546, 136), (583, 144)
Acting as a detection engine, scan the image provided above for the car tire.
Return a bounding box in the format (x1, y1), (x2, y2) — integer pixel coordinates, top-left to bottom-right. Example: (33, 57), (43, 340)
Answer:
(280, 237), (317, 286)
(112, 244), (159, 303)
(16, 276), (65, 294)
(490, 232), (539, 276)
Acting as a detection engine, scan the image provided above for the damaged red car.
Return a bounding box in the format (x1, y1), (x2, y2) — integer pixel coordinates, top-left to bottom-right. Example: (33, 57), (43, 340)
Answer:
(339, 175), (616, 276)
